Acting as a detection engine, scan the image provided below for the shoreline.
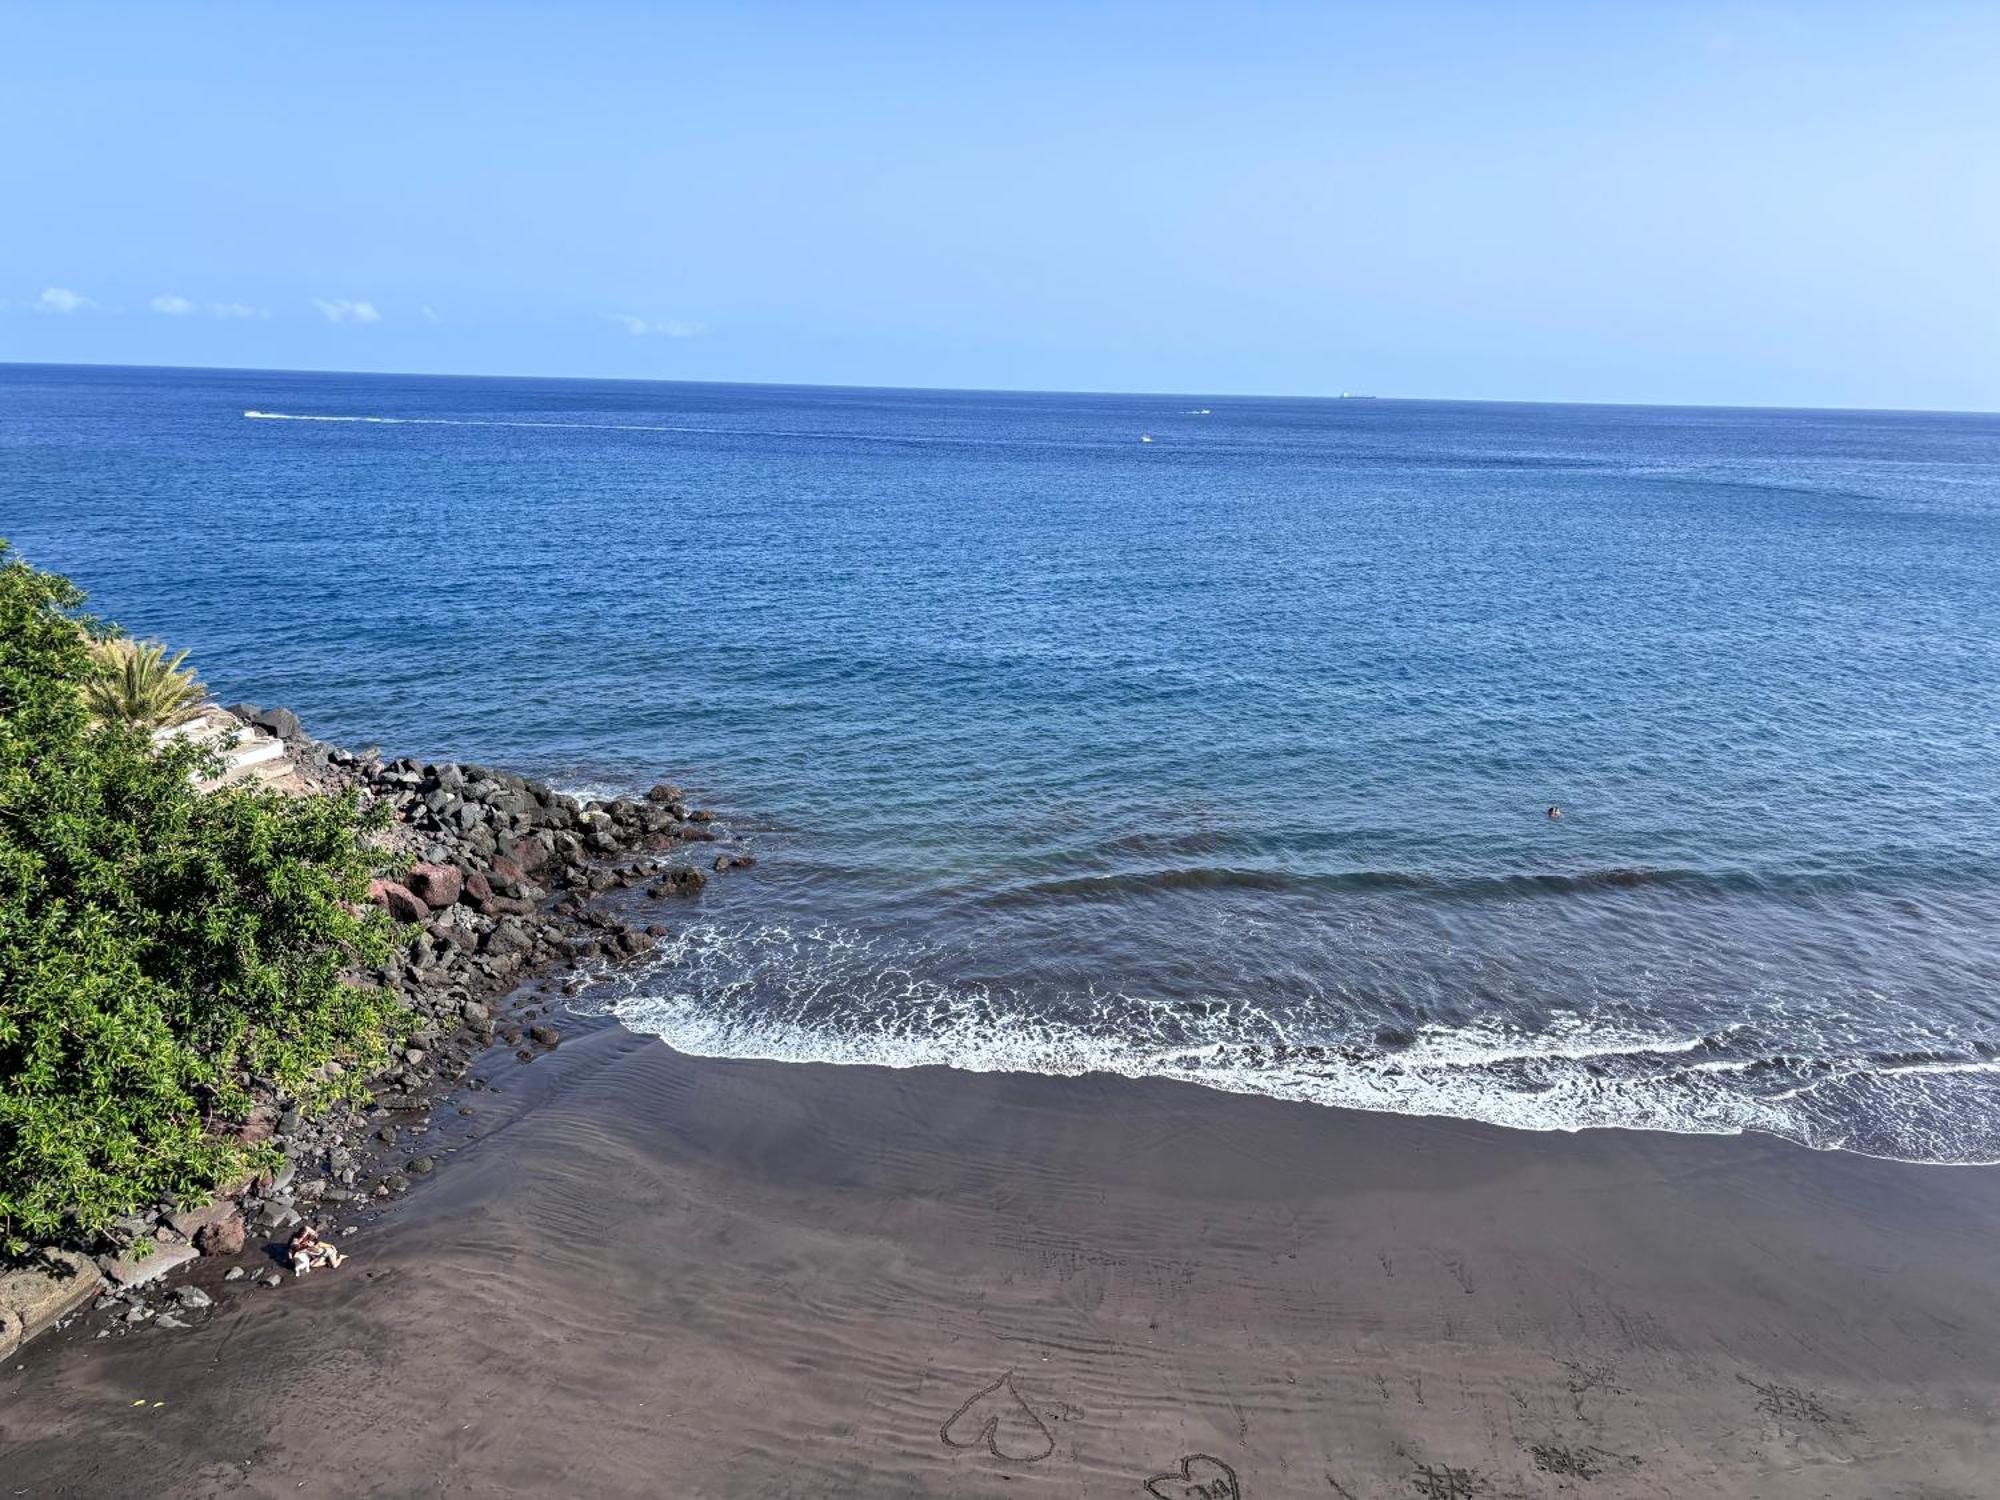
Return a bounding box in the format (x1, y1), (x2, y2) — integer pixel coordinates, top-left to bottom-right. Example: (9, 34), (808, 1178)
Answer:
(9, 711), (2000, 1495)
(8, 1015), (2000, 1496)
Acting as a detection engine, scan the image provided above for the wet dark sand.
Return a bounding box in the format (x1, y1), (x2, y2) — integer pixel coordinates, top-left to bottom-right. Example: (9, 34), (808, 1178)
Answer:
(6, 1021), (2000, 1498)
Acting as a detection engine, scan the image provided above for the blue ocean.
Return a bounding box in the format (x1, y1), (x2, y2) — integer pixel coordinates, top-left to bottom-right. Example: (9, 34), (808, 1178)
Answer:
(6, 363), (1999, 1162)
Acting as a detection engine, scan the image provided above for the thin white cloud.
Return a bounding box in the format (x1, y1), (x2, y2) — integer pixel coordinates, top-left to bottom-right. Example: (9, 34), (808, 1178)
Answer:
(154, 294), (267, 319)
(35, 286), (98, 314)
(311, 297), (382, 324)
(607, 314), (702, 338)
(421, 304), (443, 325)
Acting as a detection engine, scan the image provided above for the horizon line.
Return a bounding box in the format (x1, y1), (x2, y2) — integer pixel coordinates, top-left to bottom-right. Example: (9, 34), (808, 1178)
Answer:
(4, 358), (1995, 421)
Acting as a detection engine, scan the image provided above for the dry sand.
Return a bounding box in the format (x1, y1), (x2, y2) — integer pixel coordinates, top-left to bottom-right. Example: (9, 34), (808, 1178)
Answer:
(6, 1018), (2000, 1498)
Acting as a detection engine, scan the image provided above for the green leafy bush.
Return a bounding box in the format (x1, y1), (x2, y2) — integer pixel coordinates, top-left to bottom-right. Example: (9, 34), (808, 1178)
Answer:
(0, 542), (409, 1249)
(85, 635), (207, 729)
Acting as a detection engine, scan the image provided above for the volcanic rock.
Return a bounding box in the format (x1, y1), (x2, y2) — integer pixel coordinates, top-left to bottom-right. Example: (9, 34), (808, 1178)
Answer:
(404, 862), (464, 908)
(367, 879), (430, 924)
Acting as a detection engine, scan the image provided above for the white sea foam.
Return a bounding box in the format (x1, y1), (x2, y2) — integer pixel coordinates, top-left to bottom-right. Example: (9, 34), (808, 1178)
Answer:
(591, 919), (2000, 1165)
(535, 776), (630, 804)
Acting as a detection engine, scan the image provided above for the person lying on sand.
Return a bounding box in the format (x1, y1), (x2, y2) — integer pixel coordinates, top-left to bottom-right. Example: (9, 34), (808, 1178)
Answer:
(289, 1222), (346, 1276)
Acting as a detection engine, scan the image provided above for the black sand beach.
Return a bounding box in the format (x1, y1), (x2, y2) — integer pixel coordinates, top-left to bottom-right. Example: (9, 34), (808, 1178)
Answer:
(6, 1016), (2000, 1499)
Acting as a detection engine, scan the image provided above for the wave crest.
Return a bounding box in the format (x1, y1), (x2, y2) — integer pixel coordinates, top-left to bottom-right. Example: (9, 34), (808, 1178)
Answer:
(587, 919), (2000, 1166)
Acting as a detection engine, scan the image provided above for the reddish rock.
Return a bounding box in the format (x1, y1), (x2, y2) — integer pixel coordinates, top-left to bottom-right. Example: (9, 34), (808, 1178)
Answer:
(194, 1212), (246, 1257)
(505, 837), (552, 874)
(404, 862), (463, 908)
(460, 869), (495, 907)
(490, 855), (529, 889)
(367, 878), (430, 924)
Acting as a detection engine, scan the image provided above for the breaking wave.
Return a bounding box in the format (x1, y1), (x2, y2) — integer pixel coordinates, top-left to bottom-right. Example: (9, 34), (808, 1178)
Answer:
(590, 919), (2000, 1166)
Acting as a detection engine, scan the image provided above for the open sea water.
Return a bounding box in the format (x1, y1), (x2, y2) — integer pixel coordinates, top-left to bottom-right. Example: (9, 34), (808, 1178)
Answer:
(6, 363), (1999, 1163)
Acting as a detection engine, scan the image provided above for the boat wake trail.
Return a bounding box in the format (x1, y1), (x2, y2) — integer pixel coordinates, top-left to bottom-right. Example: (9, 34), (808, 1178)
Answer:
(243, 410), (716, 435)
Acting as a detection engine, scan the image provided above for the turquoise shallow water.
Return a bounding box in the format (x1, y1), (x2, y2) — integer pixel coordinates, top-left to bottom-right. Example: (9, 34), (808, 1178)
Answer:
(6, 363), (2000, 1160)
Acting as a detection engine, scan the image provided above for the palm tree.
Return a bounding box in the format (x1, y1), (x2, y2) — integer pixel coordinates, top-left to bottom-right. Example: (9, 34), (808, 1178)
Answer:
(85, 636), (207, 729)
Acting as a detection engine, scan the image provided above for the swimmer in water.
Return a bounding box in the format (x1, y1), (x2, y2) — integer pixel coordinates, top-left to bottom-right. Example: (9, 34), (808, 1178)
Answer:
(1547, 805), (1563, 820)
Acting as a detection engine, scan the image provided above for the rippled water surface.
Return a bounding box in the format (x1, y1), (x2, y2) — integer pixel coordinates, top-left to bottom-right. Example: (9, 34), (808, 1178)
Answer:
(7, 364), (2000, 1160)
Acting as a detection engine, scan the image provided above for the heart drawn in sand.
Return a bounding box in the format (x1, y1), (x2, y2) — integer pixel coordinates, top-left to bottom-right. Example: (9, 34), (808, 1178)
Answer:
(938, 1372), (1057, 1464)
(1144, 1453), (1242, 1500)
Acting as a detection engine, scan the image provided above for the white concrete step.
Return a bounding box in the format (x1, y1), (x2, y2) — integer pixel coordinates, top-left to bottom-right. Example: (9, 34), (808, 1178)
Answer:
(223, 736), (287, 769)
(152, 704), (301, 791)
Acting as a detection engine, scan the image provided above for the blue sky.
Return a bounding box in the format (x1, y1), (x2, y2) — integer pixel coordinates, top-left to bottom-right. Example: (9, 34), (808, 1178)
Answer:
(3, 2), (1996, 408)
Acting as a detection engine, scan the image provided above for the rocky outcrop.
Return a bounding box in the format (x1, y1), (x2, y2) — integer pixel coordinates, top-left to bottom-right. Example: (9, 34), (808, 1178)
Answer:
(20, 717), (758, 1356)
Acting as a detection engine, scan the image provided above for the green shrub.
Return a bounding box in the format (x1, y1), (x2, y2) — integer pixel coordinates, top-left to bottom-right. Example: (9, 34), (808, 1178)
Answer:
(0, 541), (409, 1250)
(85, 635), (207, 729)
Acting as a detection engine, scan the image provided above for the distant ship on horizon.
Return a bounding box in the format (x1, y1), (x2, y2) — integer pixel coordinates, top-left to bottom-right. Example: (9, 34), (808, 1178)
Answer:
(1338, 391), (1379, 399)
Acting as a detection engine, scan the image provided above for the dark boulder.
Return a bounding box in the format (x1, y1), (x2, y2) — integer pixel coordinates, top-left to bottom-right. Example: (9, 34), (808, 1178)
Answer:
(647, 867), (708, 898)
(481, 920), (534, 957)
(252, 706), (304, 741)
(428, 921), (477, 953)
(615, 928), (652, 958)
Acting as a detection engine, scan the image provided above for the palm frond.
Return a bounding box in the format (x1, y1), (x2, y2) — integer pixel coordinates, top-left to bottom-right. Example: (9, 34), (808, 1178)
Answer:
(84, 636), (207, 729)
